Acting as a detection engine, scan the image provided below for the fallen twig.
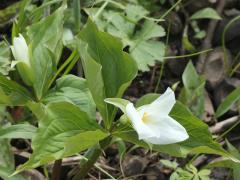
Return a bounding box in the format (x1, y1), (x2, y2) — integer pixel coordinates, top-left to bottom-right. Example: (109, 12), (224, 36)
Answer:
(210, 115), (240, 134)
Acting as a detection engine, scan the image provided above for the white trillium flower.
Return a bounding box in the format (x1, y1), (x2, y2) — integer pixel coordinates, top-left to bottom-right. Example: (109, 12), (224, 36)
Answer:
(105, 88), (189, 145)
(10, 34), (30, 67)
(10, 34), (34, 86)
(62, 28), (74, 46)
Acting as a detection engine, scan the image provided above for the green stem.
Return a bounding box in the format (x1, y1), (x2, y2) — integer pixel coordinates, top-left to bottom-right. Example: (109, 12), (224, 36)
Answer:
(48, 50), (77, 89)
(154, 61), (165, 93)
(73, 0), (81, 32)
(73, 137), (112, 180)
(63, 54), (79, 76)
(221, 15), (240, 74)
(230, 62), (240, 77)
(160, 0), (183, 19)
(188, 154), (200, 165)
(163, 49), (212, 60)
(216, 119), (240, 142)
(93, 0), (109, 21)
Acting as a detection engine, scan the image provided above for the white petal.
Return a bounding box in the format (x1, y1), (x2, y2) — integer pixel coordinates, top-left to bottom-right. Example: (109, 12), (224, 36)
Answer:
(125, 103), (155, 140)
(12, 34), (29, 65)
(149, 87), (176, 115)
(143, 115), (189, 144)
(62, 28), (74, 45)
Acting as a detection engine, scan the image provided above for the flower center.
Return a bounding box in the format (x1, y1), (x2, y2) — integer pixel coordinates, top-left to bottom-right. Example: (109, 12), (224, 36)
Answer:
(142, 112), (150, 124)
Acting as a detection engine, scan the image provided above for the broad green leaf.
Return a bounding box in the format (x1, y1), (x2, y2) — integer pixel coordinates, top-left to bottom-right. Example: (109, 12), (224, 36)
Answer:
(43, 75), (96, 119)
(216, 87), (240, 117)
(0, 124), (36, 139)
(179, 61), (205, 118)
(171, 102), (235, 160)
(27, 5), (65, 63)
(15, 102), (107, 173)
(31, 45), (55, 99)
(64, 130), (108, 156)
(190, 8), (221, 20)
(113, 94), (239, 161)
(77, 19), (137, 127)
(0, 41), (11, 76)
(0, 76), (32, 105)
(27, 5), (66, 99)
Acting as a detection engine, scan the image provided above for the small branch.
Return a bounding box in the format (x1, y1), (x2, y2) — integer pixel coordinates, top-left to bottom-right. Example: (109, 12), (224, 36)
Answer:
(210, 116), (239, 134)
(192, 155), (208, 167)
(51, 159), (62, 180)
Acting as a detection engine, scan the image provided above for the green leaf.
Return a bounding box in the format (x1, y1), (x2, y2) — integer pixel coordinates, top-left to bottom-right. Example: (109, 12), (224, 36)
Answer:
(0, 124), (36, 139)
(64, 130), (108, 156)
(77, 19), (137, 127)
(27, 5), (66, 99)
(89, 5), (165, 71)
(103, 11), (134, 40)
(182, 61), (200, 90)
(0, 106), (25, 180)
(0, 41), (11, 76)
(0, 166), (25, 180)
(179, 61), (205, 118)
(160, 159), (179, 169)
(130, 40), (165, 71)
(170, 102), (235, 160)
(43, 75), (96, 119)
(0, 139), (15, 172)
(104, 98), (129, 114)
(31, 45), (55, 99)
(125, 4), (149, 22)
(27, 5), (66, 63)
(216, 87), (240, 117)
(190, 8), (221, 20)
(0, 76), (32, 105)
(130, 21), (166, 71)
(135, 20), (165, 40)
(207, 141), (240, 179)
(15, 102), (107, 173)
(198, 169), (211, 176)
(135, 93), (160, 107)
(113, 94), (239, 161)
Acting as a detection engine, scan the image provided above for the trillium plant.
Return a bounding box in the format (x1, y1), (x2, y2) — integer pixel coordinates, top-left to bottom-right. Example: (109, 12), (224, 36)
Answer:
(0, 1), (238, 179)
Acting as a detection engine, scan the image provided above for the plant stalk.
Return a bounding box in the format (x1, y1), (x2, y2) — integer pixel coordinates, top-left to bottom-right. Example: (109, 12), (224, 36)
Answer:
(51, 159), (62, 180)
(72, 137), (112, 180)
